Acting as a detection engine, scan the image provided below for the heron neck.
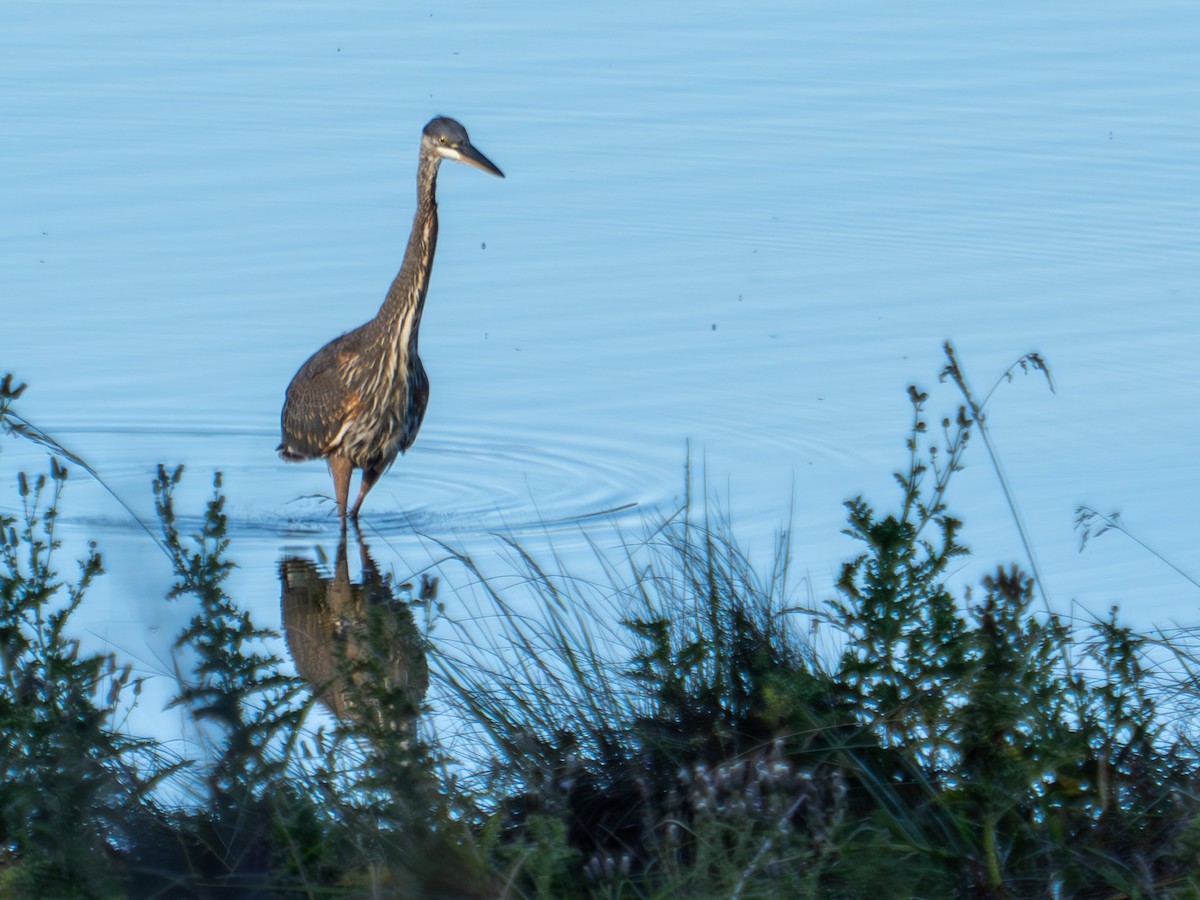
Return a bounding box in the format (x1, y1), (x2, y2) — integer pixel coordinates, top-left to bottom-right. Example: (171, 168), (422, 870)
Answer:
(375, 151), (441, 353)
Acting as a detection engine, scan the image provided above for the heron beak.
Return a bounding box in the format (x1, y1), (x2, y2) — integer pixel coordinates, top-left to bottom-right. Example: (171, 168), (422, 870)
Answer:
(457, 142), (505, 178)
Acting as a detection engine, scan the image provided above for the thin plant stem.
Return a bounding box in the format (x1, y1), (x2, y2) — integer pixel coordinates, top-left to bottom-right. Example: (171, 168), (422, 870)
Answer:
(941, 341), (1053, 612)
(1076, 506), (1200, 592)
(3, 406), (166, 557)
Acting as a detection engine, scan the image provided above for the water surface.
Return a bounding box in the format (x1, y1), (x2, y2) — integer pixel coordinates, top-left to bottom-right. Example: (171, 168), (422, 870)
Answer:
(3, 1), (1199, 744)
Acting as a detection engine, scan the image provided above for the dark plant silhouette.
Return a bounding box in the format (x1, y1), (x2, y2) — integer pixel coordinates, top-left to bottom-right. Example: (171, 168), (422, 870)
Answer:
(3, 362), (1200, 898)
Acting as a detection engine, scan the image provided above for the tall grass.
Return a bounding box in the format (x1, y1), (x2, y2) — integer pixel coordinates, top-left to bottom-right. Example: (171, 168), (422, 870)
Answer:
(3, 364), (1200, 897)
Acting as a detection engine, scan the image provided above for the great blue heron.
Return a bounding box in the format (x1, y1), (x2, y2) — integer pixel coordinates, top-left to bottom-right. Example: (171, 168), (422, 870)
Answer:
(279, 116), (504, 523)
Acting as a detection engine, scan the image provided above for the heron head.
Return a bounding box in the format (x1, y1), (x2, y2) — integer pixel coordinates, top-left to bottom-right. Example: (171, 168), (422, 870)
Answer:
(423, 117), (505, 178)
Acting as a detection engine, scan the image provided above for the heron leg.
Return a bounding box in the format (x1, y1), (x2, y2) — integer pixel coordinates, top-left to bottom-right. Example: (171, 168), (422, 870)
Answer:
(328, 456), (352, 522)
(350, 465), (383, 520)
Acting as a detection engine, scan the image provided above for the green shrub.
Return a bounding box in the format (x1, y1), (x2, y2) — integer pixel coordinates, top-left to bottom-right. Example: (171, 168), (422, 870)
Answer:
(4, 359), (1200, 898)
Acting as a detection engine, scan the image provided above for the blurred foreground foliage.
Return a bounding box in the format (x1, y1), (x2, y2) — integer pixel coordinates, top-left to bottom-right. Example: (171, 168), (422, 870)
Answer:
(3, 368), (1200, 898)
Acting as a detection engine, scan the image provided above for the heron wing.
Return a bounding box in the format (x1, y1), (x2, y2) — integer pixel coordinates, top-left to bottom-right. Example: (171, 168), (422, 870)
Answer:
(279, 336), (361, 460)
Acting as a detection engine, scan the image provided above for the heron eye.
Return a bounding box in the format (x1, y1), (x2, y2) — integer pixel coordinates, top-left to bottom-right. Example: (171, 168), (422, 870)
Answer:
(438, 136), (448, 145)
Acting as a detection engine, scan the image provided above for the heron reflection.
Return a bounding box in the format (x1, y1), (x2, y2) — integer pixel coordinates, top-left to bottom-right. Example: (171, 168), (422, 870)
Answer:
(279, 532), (429, 737)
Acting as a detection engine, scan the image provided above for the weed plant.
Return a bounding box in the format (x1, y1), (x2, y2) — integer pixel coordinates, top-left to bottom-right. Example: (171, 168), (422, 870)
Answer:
(3, 362), (1200, 898)
(0, 378), (175, 898)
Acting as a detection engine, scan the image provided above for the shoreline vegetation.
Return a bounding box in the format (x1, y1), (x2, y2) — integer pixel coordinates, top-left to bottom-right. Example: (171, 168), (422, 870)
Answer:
(3, 349), (1200, 898)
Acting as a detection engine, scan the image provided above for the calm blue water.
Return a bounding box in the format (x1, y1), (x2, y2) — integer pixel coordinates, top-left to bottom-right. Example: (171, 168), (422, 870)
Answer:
(3, 1), (1199, 745)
